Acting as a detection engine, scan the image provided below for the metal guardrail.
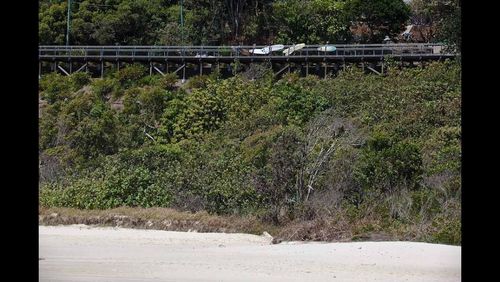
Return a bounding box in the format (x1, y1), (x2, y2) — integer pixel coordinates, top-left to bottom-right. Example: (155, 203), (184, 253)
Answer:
(39, 44), (454, 61)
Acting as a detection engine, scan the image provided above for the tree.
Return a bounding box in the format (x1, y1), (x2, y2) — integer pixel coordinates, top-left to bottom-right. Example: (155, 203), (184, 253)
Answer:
(408, 0), (461, 50)
(39, 0), (172, 45)
(273, 0), (351, 44)
(435, 0), (461, 51)
(39, 1), (67, 45)
(427, 0), (461, 51)
(345, 0), (411, 43)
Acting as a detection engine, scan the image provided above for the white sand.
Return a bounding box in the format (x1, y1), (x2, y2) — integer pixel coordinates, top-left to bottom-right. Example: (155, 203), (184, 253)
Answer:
(39, 225), (460, 282)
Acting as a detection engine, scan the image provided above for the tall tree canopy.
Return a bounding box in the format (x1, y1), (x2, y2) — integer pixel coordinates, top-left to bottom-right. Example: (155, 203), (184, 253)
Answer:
(39, 0), (458, 46)
(272, 0), (351, 44)
(345, 0), (411, 43)
(408, 0), (460, 51)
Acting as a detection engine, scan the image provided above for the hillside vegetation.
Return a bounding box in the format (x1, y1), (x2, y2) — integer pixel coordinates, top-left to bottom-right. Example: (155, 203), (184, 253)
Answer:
(39, 61), (461, 245)
(40, 0), (460, 48)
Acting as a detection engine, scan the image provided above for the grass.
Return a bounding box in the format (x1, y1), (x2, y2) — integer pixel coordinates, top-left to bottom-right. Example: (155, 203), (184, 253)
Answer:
(39, 206), (444, 244)
(39, 206), (280, 236)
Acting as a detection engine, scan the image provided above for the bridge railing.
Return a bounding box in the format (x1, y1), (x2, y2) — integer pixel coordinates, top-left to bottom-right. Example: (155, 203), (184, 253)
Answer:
(39, 44), (452, 60)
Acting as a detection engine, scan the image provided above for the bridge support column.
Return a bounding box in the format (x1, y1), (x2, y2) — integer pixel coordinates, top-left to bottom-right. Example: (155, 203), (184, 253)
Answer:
(117, 61), (120, 71)
(366, 64), (381, 75)
(182, 62), (186, 83)
(200, 61), (203, 76)
(305, 62), (309, 76)
(275, 64), (290, 78)
(153, 65), (165, 76)
(101, 61), (104, 78)
(57, 65), (70, 76)
(150, 62), (153, 76)
(69, 61), (72, 74)
(324, 62), (327, 78)
(74, 63), (87, 74)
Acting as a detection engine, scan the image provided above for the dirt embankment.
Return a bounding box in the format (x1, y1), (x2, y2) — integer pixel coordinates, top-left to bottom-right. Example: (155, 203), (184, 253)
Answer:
(39, 207), (406, 243)
(39, 207), (280, 239)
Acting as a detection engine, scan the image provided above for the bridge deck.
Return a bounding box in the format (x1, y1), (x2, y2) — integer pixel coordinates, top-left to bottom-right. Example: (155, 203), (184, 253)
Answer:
(39, 44), (456, 63)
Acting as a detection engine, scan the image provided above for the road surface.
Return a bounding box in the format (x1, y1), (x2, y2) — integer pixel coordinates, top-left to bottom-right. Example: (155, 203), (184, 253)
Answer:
(39, 225), (461, 282)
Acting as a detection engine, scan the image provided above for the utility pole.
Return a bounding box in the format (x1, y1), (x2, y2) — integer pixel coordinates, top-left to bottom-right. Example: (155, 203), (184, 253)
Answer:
(66, 0), (72, 45)
(180, 0), (185, 83)
(180, 0), (184, 46)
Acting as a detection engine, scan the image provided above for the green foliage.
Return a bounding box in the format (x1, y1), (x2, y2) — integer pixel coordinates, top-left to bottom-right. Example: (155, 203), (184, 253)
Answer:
(67, 107), (120, 161)
(158, 73), (179, 91)
(271, 77), (330, 125)
(422, 126), (461, 175)
(184, 75), (210, 90)
(251, 126), (305, 217)
(69, 72), (91, 92)
(187, 137), (258, 215)
(39, 73), (72, 104)
(345, 0), (411, 43)
(39, 61), (461, 244)
(173, 85), (227, 140)
(432, 0), (461, 52)
(40, 164), (172, 209)
(158, 98), (187, 143)
(355, 131), (423, 194)
(137, 87), (170, 122)
(273, 0), (351, 43)
(39, 0), (458, 46)
(409, 0), (461, 51)
(40, 145), (182, 209)
(91, 78), (119, 99)
(213, 76), (270, 128)
(115, 64), (148, 88)
(429, 211), (461, 245)
(39, 1), (67, 45)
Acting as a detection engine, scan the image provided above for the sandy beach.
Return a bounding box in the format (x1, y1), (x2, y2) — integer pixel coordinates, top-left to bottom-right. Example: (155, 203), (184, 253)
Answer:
(39, 225), (460, 282)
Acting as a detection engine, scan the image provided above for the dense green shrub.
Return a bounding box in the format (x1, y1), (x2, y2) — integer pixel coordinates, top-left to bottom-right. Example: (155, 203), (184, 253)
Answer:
(158, 73), (179, 91)
(270, 80), (330, 125)
(173, 86), (227, 140)
(69, 72), (91, 91)
(354, 130), (423, 195)
(39, 61), (461, 244)
(115, 64), (148, 88)
(39, 73), (72, 104)
(91, 78), (119, 99)
(184, 75), (211, 90)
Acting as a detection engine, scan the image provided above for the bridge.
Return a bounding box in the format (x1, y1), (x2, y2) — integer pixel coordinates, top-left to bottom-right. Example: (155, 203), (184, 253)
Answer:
(39, 44), (457, 79)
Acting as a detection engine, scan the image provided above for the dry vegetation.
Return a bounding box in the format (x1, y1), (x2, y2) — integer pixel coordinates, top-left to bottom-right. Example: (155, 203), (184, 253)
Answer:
(40, 206), (450, 244)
